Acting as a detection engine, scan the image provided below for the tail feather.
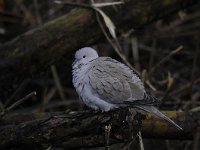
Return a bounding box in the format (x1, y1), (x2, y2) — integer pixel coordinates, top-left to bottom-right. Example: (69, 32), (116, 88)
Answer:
(135, 105), (183, 130)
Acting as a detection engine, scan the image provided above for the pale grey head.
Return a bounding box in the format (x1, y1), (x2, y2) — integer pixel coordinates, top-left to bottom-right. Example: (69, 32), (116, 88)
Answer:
(72, 47), (99, 69)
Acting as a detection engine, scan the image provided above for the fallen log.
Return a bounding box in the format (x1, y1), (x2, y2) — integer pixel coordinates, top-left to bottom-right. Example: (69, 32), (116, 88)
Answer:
(0, 110), (199, 149)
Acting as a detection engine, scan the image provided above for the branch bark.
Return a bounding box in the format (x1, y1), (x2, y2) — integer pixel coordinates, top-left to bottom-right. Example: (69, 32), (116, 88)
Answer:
(0, 110), (199, 149)
(0, 0), (198, 99)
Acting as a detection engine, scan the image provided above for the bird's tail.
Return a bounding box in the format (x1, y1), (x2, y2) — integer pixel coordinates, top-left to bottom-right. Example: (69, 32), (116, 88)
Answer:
(134, 105), (183, 130)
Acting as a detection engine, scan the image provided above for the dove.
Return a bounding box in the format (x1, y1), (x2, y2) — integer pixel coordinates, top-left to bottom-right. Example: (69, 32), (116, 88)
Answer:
(72, 47), (182, 130)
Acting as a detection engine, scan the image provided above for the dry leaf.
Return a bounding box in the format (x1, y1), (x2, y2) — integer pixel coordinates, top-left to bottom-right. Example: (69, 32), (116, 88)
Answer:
(92, 1), (124, 7)
(94, 7), (116, 39)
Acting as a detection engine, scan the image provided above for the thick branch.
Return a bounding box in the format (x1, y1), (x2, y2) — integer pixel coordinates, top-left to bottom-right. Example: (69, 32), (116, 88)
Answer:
(0, 0), (198, 98)
(0, 110), (199, 149)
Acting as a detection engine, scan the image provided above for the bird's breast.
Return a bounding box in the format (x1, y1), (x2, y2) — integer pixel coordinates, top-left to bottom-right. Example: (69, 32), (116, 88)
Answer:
(72, 63), (91, 94)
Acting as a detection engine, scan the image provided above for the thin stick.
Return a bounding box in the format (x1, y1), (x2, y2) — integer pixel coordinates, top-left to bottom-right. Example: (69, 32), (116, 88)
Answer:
(54, 0), (124, 10)
(149, 45), (183, 74)
(51, 65), (66, 101)
(131, 37), (141, 71)
(5, 79), (31, 107)
(138, 131), (144, 150)
(0, 101), (5, 116)
(6, 91), (37, 112)
(148, 39), (157, 70)
(105, 124), (111, 150)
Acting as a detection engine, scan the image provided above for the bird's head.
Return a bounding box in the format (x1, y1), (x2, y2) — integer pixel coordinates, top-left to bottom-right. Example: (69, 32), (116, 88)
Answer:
(72, 47), (99, 69)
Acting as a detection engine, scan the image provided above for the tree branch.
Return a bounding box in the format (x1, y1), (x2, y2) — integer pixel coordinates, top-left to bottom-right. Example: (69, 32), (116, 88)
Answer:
(0, 110), (199, 149)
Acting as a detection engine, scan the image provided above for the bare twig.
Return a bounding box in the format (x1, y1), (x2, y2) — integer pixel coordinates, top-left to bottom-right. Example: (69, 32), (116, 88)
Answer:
(138, 131), (144, 150)
(170, 77), (200, 96)
(131, 37), (141, 71)
(4, 79), (31, 107)
(51, 65), (66, 101)
(40, 87), (57, 112)
(0, 101), (5, 116)
(33, 0), (42, 25)
(54, 0), (124, 10)
(92, 1), (124, 7)
(6, 91), (36, 112)
(148, 39), (157, 70)
(1, 91), (37, 117)
(105, 124), (112, 150)
(149, 45), (183, 74)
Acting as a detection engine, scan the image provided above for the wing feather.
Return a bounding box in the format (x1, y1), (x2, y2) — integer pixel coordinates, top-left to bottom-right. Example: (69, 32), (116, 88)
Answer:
(88, 57), (145, 104)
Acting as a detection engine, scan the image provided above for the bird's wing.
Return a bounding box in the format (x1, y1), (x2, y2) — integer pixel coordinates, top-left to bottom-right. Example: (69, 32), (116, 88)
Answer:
(88, 57), (145, 104)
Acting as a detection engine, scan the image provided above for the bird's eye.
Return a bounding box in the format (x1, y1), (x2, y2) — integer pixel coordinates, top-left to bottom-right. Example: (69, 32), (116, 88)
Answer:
(83, 55), (86, 58)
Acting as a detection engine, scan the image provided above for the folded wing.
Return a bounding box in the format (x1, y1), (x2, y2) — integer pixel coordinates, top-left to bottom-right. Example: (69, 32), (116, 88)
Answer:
(88, 57), (145, 104)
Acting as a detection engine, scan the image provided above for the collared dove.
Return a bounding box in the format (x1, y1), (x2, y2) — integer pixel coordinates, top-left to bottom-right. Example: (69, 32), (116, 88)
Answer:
(72, 47), (182, 130)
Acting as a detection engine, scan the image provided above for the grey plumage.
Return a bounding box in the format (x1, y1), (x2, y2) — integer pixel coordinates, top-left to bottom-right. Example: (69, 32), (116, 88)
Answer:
(72, 47), (182, 130)
(88, 57), (145, 104)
